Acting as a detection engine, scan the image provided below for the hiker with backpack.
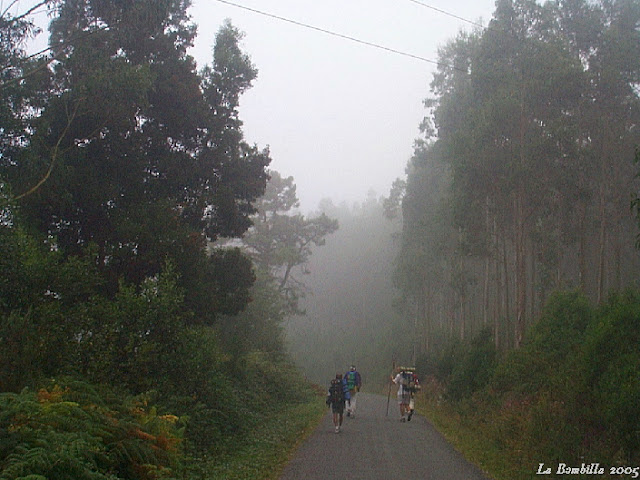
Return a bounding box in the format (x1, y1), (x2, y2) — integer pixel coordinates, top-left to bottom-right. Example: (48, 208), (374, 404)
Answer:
(326, 373), (350, 433)
(391, 367), (420, 422)
(343, 365), (362, 417)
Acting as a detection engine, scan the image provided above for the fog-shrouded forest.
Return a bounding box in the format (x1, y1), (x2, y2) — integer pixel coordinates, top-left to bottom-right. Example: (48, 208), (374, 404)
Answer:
(1, 0), (640, 478)
(291, 0), (640, 381)
(286, 193), (405, 387)
(393, 0), (640, 354)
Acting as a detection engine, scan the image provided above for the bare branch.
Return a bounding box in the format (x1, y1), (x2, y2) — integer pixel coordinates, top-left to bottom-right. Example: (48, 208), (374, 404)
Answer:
(15, 98), (82, 200)
(2, 0), (49, 23)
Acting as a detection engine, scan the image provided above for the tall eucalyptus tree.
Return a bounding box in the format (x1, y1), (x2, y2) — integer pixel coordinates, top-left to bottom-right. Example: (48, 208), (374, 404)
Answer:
(397, 0), (640, 352)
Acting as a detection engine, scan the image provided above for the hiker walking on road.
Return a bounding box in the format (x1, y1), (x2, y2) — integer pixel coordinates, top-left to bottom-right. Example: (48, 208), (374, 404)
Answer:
(326, 373), (350, 433)
(406, 369), (420, 420)
(344, 365), (362, 417)
(391, 367), (419, 422)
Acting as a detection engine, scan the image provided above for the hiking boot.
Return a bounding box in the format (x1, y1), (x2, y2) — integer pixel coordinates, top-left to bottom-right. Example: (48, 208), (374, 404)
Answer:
(408, 410), (413, 421)
(335, 426), (340, 433)
(400, 417), (406, 422)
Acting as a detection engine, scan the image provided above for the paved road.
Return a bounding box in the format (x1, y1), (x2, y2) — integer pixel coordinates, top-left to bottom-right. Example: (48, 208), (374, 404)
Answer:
(279, 392), (492, 480)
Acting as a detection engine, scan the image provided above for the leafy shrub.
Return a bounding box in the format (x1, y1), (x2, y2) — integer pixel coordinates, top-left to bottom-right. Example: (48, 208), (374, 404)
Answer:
(73, 264), (186, 393)
(240, 351), (312, 407)
(160, 324), (247, 454)
(446, 328), (497, 401)
(492, 290), (592, 394)
(583, 291), (640, 461)
(430, 340), (464, 383)
(525, 290), (592, 356)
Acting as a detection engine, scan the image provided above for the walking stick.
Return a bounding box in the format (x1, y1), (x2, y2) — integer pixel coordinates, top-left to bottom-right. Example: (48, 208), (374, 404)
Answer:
(386, 358), (395, 416)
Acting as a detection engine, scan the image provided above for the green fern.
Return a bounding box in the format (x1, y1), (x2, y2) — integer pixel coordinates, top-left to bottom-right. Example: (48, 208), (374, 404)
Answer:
(0, 379), (182, 480)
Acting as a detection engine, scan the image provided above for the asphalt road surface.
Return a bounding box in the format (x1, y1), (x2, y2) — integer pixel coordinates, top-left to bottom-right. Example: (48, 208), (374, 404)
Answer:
(279, 392), (492, 480)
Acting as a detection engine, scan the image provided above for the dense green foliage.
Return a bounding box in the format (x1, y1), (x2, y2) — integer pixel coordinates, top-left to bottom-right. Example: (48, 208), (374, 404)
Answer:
(420, 291), (640, 476)
(0, 2), (330, 478)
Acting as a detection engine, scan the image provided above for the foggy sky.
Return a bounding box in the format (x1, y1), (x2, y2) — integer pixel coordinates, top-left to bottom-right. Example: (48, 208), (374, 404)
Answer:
(188, 0), (496, 212)
(16, 0), (497, 213)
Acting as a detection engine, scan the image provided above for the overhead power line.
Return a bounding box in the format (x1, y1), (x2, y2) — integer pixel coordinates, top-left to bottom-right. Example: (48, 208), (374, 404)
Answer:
(212, 0), (449, 68)
(404, 0), (487, 30)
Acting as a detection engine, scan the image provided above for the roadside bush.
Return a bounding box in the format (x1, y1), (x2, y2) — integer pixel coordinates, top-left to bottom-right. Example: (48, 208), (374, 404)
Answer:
(73, 264), (187, 394)
(446, 328), (497, 401)
(415, 329), (497, 402)
(583, 290), (640, 461)
(491, 290), (592, 394)
(161, 325), (245, 454)
(162, 330), (315, 457)
(240, 351), (314, 408)
(525, 290), (592, 356)
(420, 289), (640, 478)
(416, 339), (465, 385)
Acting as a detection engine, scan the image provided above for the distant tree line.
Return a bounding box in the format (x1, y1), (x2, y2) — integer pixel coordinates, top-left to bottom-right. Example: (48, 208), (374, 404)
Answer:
(392, 0), (640, 353)
(286, 194), (402, 386)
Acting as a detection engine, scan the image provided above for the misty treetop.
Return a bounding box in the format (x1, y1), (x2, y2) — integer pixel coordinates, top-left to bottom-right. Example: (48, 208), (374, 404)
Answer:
(241, 170), (339, 315)
(395, 0), (640, 353)
(1, 1), (270, 314)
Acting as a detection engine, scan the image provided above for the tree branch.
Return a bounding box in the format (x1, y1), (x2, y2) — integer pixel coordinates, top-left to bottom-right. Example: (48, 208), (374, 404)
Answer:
(15, 98), (82, 200)
(2, 0), (49, 24)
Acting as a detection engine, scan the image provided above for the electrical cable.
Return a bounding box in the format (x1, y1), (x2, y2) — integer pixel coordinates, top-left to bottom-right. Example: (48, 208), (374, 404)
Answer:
(404, 0), (487, 30)
(212, 0), (460, 69)
(3, 0), (475, 90)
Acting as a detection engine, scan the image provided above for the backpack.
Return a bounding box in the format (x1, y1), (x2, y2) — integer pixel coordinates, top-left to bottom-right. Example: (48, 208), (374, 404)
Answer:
(345, 371), (357, 389)
(400, 371), (417, 392)
(329, 379), (344, 404)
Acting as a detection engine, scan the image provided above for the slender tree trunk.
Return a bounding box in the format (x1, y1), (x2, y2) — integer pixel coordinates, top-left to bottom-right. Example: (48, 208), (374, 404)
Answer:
(515, 83), (529, 348)
(578, 202), (587, 293)
(484, 257), (490, 325)
(515, 189), (527, 348)
(494, 253), (501, 350)
(614, 218), (622, 292)
(493, 216), (501, 350)
(448, 268), (455, 341)
(460, 294), (466, 341)
(597, 121), (613, 304)
(502, 234), (511, 348)
(530, 240), (536, 322)
(413, 301), (419, 366)
(483, 197), (490, 327)
(598, 179), (606, 304)
(422, 284), (430, 355)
